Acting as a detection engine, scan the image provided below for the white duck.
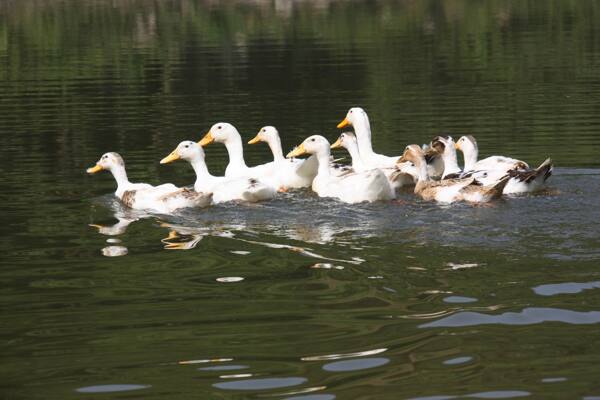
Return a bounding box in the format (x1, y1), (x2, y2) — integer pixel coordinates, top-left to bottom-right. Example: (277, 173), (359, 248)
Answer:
(397, 145), (509, 204)
(330, 131), (416, 189)
(247, 126), (319, 189)
(286, 135), (394, 203)
(455, 135), (529, 172)
(160, 141), (276, 203)
(86, 152), (212, 213)
(336, 107), (399, 168)
(454, 135), (553, 193)
(199, 122), (279, 186)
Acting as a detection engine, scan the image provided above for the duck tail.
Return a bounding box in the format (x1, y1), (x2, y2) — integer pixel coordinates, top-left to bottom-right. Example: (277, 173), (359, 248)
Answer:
(508, 158), (553, 183)
(536, 158), (553, 182)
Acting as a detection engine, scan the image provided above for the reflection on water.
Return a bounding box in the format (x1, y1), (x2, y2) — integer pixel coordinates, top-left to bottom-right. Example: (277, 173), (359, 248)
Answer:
(532, 281), (600, 296)
(301, 348), (387, 361)
(443, 356), (473, 365)
(101, 245), (128, 257)
(75, 384), (151, 393)
(409, 390), (531, 400)
(420, 308), (600, 328)
(213, 377), (307, 390)
(198, 364), (248, 371)
(322, 357), (390, 372)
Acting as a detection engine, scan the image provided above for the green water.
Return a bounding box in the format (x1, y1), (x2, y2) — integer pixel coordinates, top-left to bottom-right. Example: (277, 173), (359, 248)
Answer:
(1, 1), (600, 399)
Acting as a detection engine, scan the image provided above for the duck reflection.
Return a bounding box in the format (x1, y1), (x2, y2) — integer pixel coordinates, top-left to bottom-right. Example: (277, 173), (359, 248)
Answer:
(159, 224), (205, 250)
(90, 217), (134, 256)
(89, 216), (137, 236)
(88, 204), (153, 256)
(88, 198), (368, 261)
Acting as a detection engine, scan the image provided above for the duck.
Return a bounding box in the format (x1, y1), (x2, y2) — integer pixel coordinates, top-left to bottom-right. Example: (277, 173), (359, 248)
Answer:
(87, 152), (212, 213)
(330, 131), (416, 189)
(396, 145), (510, 203)
(336, 107), (399, 168)
(286, 135), (394, 203)
(330, 131), (368, 172)
(160, 141), (276, 203)
(454, 135), (553, 193)
(455, 135), (529, 172)
(247, 126), (319, 189)
(198, 122), (279, 188)
(422, 136), (450, 179)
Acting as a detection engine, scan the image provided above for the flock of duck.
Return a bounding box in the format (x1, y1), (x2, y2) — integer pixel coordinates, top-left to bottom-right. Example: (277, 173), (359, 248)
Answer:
(86, 107), (553, 214)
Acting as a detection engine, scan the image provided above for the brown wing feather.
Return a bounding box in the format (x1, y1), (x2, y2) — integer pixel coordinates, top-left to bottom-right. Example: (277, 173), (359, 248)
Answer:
(120, 190), (136, 207)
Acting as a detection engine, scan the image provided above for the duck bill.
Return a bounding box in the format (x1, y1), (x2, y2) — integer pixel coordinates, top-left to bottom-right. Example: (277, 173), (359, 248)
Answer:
(454, 142), (461, 150)
(330, 137), (343, 149)
(248, 134), (262, 145)
(397, 155), (410, 164)
(337, 117), (350, 129)
(160, 150), (180, 164)
(286, 144), (307, 158)
(199, 131), (214, 147)
(86, 164), (103, 174)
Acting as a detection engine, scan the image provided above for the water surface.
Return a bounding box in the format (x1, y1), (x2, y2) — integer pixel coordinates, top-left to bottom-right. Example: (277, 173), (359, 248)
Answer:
(1, 1), (600, 399)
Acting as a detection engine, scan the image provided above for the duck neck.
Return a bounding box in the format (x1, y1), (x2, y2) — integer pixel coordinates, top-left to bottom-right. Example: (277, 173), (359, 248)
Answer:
(414, 156), (429, 182)
(189, 153), (213, 185)
(224, 135), (248, 171)
(353, 115), (375, 158)
(442, 147), (461, 176)
(109, 165), (131, 193)
(267, 136), (285, 163)
(412, 155), (430, 193)
(345, 141), (366, 171)
(315, 149), (331, 179)
(463, 145), (478, 171)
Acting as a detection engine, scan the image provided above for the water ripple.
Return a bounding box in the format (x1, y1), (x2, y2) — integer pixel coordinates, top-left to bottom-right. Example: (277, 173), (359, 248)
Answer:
(420, 308), (600, 328)
(532, 281), (600, 296)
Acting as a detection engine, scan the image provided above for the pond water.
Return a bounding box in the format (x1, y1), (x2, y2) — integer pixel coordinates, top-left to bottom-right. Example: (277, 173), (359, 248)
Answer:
(1, 1), (600, 399)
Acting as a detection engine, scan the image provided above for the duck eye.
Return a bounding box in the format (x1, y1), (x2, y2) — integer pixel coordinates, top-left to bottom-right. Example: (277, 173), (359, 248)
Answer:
(262, 129), (265, 132)
(184, 145), (189, 148)
(311, 138), (315, 142)
(218, 126), (222, 129)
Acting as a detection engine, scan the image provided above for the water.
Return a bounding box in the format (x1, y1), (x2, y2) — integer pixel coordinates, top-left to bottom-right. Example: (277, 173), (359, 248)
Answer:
(1, 1), (600, 398)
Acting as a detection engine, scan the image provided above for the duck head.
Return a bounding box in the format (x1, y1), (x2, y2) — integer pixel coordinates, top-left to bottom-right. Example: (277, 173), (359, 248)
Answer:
(87, 152), (125, 174)
(330, 132), (357, 150)
(199, 122), (240, 147)
(337, 107), (367, 128)
(455, 135), (477, 154)
(248, 126), (279, 145)
(286, 135), (330, 158)
(397, 144), (425, 165)
(160, 141), (204, 164)
(432, 135), (456, 154)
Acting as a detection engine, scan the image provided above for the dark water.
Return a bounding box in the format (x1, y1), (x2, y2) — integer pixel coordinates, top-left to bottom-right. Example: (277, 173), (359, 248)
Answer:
(2, 1), (600, 399)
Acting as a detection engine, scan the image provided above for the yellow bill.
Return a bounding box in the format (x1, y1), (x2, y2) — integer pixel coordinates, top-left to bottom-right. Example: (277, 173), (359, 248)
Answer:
(286, 143), (307, 158)
(455, 142), (461, 150)
(248, 134), (262, 145)
(330, 137), (343, 149)
(160, 150), (180, 164)
(337, 117), (350, 129)
(199, 131), (214, 147)
(86, 164), (103, 174)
